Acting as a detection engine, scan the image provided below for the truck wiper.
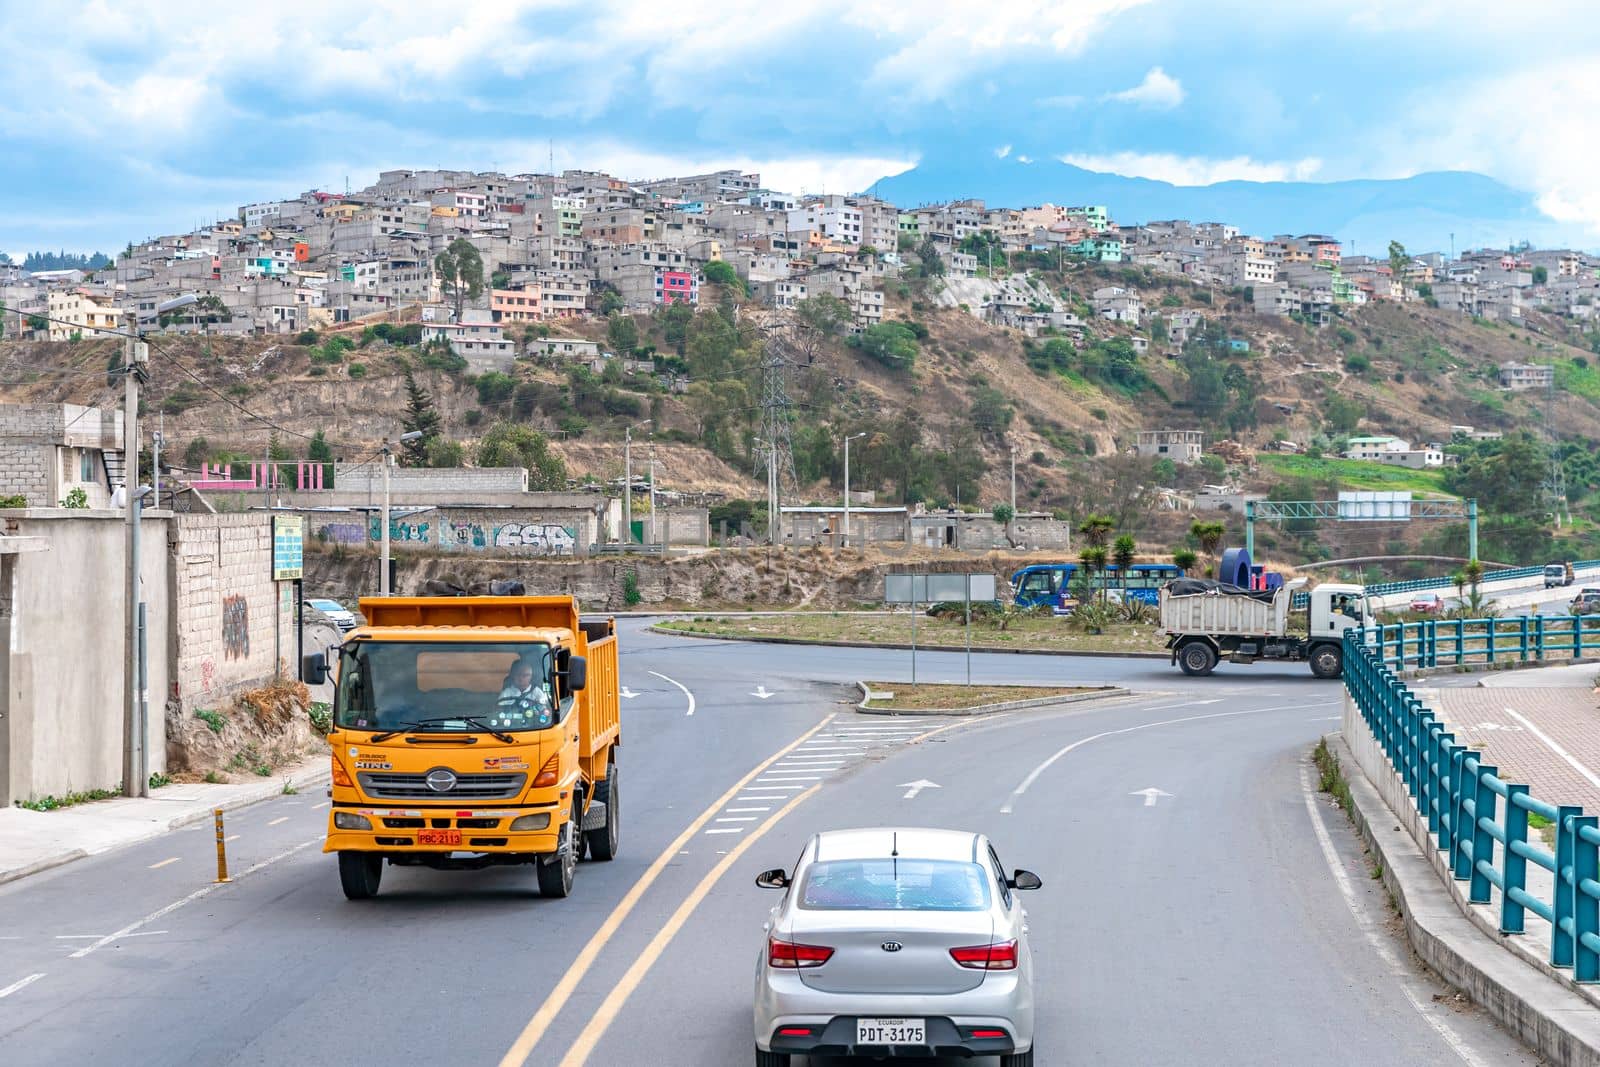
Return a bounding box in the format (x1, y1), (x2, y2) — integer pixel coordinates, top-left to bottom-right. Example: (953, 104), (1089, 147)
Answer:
(370, 717), (515, 744)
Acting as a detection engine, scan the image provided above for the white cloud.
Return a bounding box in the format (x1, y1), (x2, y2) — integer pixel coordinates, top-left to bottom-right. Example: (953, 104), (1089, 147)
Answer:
(995, 144), (1012, 159)
(1016, 155), (1034, 164)
(1105, 67), (1184, 109)
(1059, 152), (1324, 185)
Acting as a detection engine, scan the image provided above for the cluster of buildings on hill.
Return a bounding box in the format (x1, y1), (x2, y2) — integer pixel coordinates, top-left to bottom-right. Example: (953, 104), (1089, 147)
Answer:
(6, 165), (1598, 363)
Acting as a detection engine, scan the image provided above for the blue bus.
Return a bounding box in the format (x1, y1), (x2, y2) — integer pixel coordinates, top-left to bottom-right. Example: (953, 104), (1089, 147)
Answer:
(1010, 562), (1184, 609)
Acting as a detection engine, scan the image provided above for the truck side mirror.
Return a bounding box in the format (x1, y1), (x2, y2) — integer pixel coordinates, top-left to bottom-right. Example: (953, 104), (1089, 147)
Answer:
(302, 651), (328, 685)
(565, 655), (588, 692)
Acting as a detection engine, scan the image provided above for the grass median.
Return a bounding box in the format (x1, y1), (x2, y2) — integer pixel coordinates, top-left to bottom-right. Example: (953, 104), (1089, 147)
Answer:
(656, 611), (1167, 655)
(862, 682), (1094, 711)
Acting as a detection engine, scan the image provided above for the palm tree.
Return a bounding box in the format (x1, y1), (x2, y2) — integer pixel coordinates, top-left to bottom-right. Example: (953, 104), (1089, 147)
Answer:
(1112, 534), (1137, 600)
(1079, 545), (1109, 603)
(1078, 513), (1115, 549)
(1189, 520), (1225, 573)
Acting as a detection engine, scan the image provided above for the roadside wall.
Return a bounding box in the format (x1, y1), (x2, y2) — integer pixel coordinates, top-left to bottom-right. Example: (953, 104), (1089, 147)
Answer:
(0, 510), (171, 803)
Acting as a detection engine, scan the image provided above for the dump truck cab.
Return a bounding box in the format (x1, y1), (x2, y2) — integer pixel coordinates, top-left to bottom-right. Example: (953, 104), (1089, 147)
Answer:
(308, 595), (620, 900)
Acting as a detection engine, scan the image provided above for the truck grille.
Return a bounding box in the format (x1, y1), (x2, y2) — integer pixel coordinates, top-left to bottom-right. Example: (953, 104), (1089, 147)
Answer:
(357, 770), (527, 800)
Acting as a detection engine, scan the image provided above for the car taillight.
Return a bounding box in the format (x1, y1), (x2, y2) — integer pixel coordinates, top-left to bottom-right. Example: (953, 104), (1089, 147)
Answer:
(950, 939), (1018, 970)
(331, 757), (352, 787)
(532, 752), (560, 788)
(767, 935), (833, 969)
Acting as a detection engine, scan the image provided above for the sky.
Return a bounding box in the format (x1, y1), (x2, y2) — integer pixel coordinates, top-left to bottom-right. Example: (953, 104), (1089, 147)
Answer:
(5, 0), (1600, 256)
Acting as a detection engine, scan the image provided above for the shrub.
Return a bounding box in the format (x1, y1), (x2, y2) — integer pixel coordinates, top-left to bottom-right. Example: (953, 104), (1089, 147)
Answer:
(348, 362), (367, 379)
(1344, 353), (1371, 374)
(622, 570), (642, 606)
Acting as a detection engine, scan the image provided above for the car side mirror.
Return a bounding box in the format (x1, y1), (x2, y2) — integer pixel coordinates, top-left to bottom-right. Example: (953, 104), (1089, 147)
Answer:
(755, 868), (790, 890)
(302, 651), (329, 685)
(1007, 869), (1043, 891)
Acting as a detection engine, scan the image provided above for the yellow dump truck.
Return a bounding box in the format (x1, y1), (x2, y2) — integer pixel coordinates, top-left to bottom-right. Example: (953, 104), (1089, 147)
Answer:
(304, 594), (620, 900)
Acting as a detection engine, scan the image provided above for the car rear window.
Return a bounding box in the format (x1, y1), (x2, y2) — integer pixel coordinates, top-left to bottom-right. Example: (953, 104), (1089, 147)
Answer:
(797, 859), (991, 911)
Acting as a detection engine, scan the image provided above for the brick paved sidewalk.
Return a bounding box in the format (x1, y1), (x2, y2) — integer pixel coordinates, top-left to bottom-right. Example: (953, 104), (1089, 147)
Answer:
(1427, 684), (1600, 810)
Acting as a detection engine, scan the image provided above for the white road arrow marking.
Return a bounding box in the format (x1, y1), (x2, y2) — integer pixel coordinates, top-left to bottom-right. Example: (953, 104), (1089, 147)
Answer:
(620, 687), (639, 699)
(752, 685), (775, 700)
(1130, 787), (1174, 807)
(900, 779), (941, 800)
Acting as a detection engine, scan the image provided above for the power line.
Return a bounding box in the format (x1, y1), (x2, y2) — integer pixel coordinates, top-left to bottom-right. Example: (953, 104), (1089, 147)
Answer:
(139, 336), (317, 442)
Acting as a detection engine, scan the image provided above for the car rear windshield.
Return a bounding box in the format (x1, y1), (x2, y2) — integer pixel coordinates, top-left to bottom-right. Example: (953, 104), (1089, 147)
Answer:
(797, 859), (991, 911)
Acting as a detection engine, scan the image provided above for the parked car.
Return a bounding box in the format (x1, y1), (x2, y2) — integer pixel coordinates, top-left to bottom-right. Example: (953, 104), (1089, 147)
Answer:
(1546, 563), (1575, 589)
(1409, 592), (1444, 614)
(1571, 589), (1600, 616)
(753, 827), (1041, 1066)
(303, 597), (357, 631)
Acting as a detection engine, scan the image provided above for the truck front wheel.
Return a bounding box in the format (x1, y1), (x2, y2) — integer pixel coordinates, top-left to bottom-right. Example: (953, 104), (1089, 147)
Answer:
(536, 800), (580, 898)
(1177, 641), (1218, 677)
(1309, 644), (1344, 679)
(338, 852), (383, 900)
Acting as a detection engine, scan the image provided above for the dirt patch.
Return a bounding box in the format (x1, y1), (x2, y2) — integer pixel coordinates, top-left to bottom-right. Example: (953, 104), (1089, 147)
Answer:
(862, 682), (1092, 710)
(656, 610), (1167, 654)
(166, 677), (329, 784)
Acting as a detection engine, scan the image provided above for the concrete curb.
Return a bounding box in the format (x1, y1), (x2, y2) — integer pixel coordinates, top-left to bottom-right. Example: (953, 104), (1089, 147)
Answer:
(0, 763), (331, 889)
(854, 681), (1128, 716)
(1329, 732), (1600, 1066)
(650, 623), (1168, 660)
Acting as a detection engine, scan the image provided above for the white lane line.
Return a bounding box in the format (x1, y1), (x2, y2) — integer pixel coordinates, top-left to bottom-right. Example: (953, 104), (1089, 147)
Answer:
(1000, 701), (1332, 814)
(313, 802), (330, 810)
(148, 857), (179, 869)
(751, 783), (807, 790)
(1503, 707), (1600, 792)
(267, 817), (289, 827)
(55, 931), (166, 940)
(224, 834), (240, 842)
(715, 816), (759, 823)
(69, 837), (320, 960)
(704, 828), (744, 835)
(757, 775), (823, 781)
(647, 670), (696, 717)
(0, 974), (44, 999)
(1299, 760), (1489, 1066)
(727, 807), (770, 813)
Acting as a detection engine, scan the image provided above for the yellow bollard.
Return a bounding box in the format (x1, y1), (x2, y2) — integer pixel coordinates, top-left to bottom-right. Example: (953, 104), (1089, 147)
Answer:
(214, 808), (231, 883)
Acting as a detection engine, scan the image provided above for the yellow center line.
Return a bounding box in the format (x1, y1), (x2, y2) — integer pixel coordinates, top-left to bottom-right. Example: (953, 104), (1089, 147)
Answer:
(556, 784), (822, 1067)
(496, 713), (836, 1067)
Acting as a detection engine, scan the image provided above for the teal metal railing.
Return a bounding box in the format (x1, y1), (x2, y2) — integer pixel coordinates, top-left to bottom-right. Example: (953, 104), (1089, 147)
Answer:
(1365, 615), (1600, 670)
(1344, 623), (1600, 982)
(1290, 559), (1600, 611)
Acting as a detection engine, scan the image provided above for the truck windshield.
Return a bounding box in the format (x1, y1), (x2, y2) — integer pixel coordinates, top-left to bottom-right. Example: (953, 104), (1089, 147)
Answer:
(335, 641), (555, 734)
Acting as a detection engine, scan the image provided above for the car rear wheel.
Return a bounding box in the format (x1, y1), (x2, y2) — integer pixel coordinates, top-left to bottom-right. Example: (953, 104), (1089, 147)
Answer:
(338, 852), (382, 900)
(1177, 641), (1217, 676)
(755, 1048), (789, 1067)
(584, 763), (619, 862)
(1001, 1050), (1033, 1067)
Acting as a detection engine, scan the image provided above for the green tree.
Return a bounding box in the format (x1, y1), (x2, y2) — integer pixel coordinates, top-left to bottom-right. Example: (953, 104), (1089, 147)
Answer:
(992, 503), (1016, 547)
(475, 371), (516, 407)
(916, 238), (946, 278)
(425, 439), (465, 468)
(606, 312), (639, 354)
(702, 259), (742, 290)
(400, 369), (443, 466)
(1173, 548), (1198, 575)
(1532, 266), (1549, 285)
(1322, 393), (1365, 435)
(26, 314), (47, 334)
(1189, 520), (1225, 564)
(685, 309), (739, 380)
(1079, 545), (1109, 603)
(434, 237), (485, 321)
(1112, 534), (1137, 596)
(793, 294), (852, 337)
(1444, 432), (1549, 520)
(849, 322), (918, 371)
(475, 423), (568, 489)
(1078, 514), (1115, 548)
(1387, 240), (1409, 290)
(183, 437), (211, 470)
(968, 385), (1014, 435)
(307, 430), (333, 464)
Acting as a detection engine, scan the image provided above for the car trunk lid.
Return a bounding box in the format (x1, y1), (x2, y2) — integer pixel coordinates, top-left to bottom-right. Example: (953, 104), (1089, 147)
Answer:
(787, 910), (994, 995)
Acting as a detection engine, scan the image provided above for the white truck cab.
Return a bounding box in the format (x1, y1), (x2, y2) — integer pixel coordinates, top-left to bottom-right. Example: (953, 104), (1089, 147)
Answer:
(1309, 583), (1370, 640)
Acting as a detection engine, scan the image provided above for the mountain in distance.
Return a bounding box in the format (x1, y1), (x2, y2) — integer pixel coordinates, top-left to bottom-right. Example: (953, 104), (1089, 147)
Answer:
(873, 153), (1589, 256)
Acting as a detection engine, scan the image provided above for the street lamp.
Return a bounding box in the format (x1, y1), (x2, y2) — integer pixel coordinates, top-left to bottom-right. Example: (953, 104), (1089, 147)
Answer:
(623, 420), (651, 546)
(123, 292), (198, 799)
(380, 431), (423, 595)
(843, 433), (866, 548)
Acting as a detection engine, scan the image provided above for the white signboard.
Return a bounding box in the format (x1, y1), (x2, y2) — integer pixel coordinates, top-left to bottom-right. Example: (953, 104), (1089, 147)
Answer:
(884, 573), (996, 603)
(1337, 490), (1413, 522)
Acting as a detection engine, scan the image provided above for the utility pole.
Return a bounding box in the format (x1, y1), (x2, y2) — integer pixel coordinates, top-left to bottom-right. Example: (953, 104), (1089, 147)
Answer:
(648, 430), (658, 548)
(623, 425), (632, 545)
(844, 432), (865, 548)
(1009, 443), (1017, 514)
(379, 441), (392, 594)
(122, 310), (143, 798)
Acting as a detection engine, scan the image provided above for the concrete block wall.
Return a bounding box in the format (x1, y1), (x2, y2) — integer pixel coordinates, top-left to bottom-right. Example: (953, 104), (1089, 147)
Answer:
(0, 511), (171, 804)
(0, 445), (51, 505)
(332, 464), (529, 495)
(170, 514), (293, 717)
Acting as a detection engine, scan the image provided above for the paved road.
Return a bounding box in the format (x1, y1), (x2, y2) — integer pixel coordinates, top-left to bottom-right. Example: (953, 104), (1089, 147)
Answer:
(0, 620), (1537, 1065)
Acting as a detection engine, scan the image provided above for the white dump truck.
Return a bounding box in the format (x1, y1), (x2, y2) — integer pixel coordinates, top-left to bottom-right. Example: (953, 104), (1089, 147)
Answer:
(1160, 578), (1370, 679)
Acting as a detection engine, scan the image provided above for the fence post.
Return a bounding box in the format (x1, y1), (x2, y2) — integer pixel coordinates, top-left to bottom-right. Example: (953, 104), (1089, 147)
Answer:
(1455, 618), (1465, 667)
(1520, 615), (1530, 662)
(1533, 615), (1544, 661)
(1405, 697), (1423, 799)
(1554, 805), (1582, 969)
(1573, 814), (1599, 982)
(1451, 748), (1478, 880)
(1501, 784), (1529, 934)
(1470, 764), (1497, 904)
(1427, 618), (1438, 669)
(1434, 733), (1456, 849)
(1417, 711), (1437, 833)
(1575, 614), (1584, 661)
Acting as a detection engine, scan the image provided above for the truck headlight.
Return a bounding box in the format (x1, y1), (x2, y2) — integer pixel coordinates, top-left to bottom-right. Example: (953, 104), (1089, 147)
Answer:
(334, 812), (372, 830)
(509, 813), (550, 831)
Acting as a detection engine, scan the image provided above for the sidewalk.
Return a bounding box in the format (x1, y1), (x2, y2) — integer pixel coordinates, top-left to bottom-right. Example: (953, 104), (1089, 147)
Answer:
(0, 757), (330, 886)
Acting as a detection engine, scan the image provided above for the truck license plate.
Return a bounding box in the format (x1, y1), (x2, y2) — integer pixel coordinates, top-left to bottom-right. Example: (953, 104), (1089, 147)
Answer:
(417, 830), (462, 846)
(856, 1018), (924, 1045)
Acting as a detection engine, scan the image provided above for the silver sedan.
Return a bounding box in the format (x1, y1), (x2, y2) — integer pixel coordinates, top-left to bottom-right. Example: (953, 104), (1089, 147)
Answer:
(753, 827), (1041, 1065)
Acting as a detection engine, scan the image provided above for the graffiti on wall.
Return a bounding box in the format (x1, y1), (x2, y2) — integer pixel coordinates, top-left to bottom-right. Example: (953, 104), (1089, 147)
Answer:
(441, 519), (488, 549)
(493, 523), (576, 554)
(222, 595), (250, 660)
(315, 522), (367, 545)
(368, 518), (430, 543)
